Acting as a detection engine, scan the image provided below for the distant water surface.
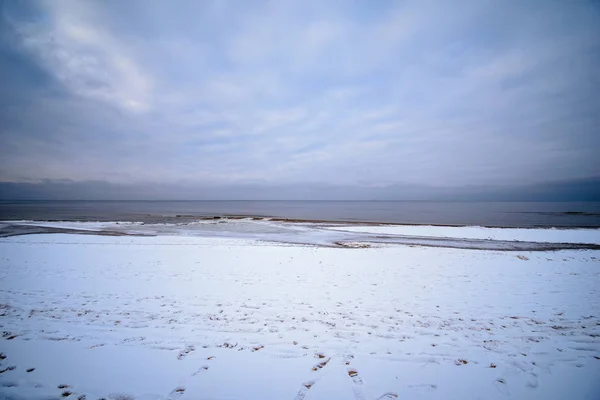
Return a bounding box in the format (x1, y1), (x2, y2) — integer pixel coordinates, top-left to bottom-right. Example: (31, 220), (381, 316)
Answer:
(1, 200), (600, 228)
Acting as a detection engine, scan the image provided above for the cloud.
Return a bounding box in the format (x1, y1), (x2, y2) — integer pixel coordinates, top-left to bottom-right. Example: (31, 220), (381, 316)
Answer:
(0, 0), (599, 198)
(8, 0), (153, 112)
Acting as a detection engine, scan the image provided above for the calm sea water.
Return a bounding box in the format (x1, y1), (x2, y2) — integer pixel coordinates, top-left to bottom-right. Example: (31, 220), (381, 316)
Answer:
(1, 200), (600, 228)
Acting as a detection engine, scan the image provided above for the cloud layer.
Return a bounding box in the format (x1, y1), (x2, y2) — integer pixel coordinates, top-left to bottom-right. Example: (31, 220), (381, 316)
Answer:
(0, 0), (599, 198)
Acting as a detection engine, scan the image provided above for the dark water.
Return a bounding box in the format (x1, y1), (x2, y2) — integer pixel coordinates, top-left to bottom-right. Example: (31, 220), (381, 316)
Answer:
(1, 200), (600, 228)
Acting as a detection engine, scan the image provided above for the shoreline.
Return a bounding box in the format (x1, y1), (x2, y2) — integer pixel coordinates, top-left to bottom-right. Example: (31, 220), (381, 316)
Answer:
(2, 219), (600, 251)
(3, 214), (600, 229)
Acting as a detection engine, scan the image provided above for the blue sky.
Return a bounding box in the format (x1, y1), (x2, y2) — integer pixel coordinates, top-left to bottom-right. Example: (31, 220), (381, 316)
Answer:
(0, 0), (599, 196)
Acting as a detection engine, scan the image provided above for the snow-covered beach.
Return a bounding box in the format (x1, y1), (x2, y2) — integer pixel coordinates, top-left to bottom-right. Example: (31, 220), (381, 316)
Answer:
(3, 0), (599, 397)
(0, 221), (599, 399)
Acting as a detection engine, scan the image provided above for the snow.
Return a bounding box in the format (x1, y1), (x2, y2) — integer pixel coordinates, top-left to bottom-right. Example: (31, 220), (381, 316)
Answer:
(2, 220), (600, 251)
(327, 225), (600, 245)
(0, 233), (599, 399)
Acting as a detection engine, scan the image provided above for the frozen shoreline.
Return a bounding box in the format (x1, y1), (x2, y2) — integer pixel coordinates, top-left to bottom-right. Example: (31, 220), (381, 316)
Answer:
(0, 233), (599, 399)
(1, 219), (599, 251)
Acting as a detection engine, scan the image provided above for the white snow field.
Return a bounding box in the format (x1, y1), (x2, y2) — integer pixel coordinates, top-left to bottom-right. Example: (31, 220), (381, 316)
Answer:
(0, 232), (599, 399)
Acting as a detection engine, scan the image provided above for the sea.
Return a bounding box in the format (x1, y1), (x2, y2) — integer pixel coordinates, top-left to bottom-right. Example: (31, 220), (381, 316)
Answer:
(1, 200), (600, 228)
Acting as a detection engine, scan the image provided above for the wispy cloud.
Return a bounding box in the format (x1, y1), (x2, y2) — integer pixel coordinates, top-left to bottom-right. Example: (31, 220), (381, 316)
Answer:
(11, 0), (153, 112)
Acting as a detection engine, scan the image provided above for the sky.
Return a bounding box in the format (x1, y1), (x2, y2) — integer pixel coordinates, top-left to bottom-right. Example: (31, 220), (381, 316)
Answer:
(0, 0), (599, 200)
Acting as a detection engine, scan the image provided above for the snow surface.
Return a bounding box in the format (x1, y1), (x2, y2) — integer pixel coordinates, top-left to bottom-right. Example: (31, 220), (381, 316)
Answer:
(0, 233), (599, 399)
(327, 225), (600, 245)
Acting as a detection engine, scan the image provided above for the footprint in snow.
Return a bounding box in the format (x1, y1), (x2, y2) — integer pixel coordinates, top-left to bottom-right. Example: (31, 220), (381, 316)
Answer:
(168, 387), (186, 399)
(526, 373), (539, 389)
(494, 378), (510, 396)
(193, 366), (209, 376)
(293, 381), (315, 400)
(347, 369), (363, 385)
(347, 369), (366, 400)
(375, 394), (398, 400)
(312, 358), (330, 371)
(408, 383), (437, 392)
(0, 366), (16, 374)
(177, 345), (195, 360)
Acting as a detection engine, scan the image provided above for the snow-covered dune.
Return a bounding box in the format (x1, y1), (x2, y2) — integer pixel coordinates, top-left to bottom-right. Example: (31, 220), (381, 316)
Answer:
(0, 234), (599, 399)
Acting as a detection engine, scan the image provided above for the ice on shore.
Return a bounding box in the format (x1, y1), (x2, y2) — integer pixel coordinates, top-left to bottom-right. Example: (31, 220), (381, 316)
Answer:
(328, 224), (600, 245)
(2, 219), (599, 250)
(0, 233), (599, 399)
